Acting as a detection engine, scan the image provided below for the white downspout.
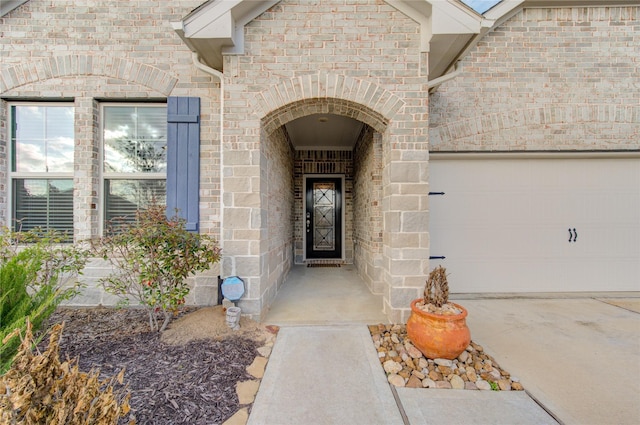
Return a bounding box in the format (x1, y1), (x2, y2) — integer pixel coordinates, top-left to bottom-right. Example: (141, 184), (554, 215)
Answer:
(427, 62), (462, 92)
(191, 53), (226, 259)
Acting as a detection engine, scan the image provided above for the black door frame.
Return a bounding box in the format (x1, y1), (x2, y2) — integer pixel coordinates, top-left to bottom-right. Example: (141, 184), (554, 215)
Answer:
(303, 175), (344, 260)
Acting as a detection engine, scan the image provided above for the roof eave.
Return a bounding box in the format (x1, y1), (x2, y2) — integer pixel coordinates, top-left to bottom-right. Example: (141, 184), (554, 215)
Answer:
(1, 0), (29, 17)
(172, 0), (280, 72)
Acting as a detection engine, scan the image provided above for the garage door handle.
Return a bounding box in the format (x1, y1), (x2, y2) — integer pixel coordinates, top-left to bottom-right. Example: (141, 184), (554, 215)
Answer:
(568, 228), (577, 243)
(429, 256), (446, 260)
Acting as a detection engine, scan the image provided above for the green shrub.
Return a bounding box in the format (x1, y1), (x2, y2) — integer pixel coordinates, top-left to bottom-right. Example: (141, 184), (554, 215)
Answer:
(92, 205), (221, 332)
(0, 229), (89, 373)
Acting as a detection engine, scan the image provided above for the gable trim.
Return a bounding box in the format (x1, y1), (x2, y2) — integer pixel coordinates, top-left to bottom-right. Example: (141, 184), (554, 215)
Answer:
(172, 0), (280, 71)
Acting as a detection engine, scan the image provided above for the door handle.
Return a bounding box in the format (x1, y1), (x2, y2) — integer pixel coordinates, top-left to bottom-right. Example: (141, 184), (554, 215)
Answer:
(568, 228), (577, 243)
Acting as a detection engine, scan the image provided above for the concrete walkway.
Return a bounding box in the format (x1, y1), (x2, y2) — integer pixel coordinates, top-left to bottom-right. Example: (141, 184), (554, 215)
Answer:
(264, 265), (388, 325)
(247, 326), (404, 425)
(248, 325), (556, 425)
(253, 268), (640, 424)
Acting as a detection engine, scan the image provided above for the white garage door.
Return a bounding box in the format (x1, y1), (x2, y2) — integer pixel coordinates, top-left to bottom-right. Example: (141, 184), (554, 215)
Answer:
(428, 155), (640, 293)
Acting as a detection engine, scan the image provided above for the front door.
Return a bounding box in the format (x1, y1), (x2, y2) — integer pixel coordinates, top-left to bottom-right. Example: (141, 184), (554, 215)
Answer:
(305, 177), (342, 259)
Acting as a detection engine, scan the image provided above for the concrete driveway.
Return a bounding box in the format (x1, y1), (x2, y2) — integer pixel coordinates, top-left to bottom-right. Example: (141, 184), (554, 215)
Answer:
(461, 296), (640, 425)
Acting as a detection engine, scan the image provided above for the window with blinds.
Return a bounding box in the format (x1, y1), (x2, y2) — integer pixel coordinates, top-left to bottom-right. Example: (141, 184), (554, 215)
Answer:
(12, 179), (74, 233)
(102, 104), (167, 233)
(10, 104), (74, 238)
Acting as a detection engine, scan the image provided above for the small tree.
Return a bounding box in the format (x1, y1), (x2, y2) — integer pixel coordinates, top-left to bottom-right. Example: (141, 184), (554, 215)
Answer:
(423, 265), (449, 308)
(93, 205), (221, 332)
(0, 229), (88, 373)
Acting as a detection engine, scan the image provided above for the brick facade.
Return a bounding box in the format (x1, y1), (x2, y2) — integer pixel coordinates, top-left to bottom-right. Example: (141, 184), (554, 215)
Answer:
(0, 0), (224, 306)
(430, 6), (640, 151)
(353, 127), (384, 293)
(1, 1), (637, 322)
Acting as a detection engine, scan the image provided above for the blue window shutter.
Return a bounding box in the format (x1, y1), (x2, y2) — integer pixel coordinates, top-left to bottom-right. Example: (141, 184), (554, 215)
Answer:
(167, 97), (200, 232)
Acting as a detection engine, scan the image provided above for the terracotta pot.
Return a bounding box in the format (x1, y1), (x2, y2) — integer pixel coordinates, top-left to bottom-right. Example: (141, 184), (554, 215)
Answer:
(406, 299), (471, 360)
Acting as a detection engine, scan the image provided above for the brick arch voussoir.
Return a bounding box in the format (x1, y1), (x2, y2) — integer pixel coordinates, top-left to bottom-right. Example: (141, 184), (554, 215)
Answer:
(431, 103), (640, 146)
(0, 55), (178, 95)
(255, 73), (404, 134)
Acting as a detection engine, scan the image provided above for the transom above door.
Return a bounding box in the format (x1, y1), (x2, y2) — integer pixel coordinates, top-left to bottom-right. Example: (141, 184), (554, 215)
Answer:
(305, 177), (343, 259)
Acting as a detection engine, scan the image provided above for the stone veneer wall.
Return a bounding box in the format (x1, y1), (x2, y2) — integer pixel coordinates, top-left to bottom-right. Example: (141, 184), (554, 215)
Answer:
(225, 0), (429, 322)
(0, 0), (224, 306)
(293, 150), (354, 265)
(261, 126), (295, 313)
(353, 126), (383, 293)
(429, 6), (640, 151)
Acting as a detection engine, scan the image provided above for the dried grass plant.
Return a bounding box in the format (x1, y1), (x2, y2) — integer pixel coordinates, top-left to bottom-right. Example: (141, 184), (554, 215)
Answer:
(0, 321), (133, 425)
(423, 265), (450, 308)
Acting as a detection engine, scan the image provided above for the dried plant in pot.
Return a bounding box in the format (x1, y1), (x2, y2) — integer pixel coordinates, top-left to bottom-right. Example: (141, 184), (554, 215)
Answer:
(406, 266), (471, 360)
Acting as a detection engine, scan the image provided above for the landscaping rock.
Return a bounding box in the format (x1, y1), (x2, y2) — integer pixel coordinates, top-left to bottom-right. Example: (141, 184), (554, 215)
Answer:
(369, 324), (523, 392)
(450, 374), (465, 389)
(465, 382), (478, 390)
(236, 380), (260, 405)
(434, 358), (453, 367)
(383, 360), (403, 374)
(422, 378), (436, 388)
(406, 375), (423, 388)
(457, 351), (468, 363)
(388, 374), (405, 387)
(436, 381), (452, 389)
(246, 356), (268, 379)
(476, 380), (492, 391)
(498, 379), (512, 391)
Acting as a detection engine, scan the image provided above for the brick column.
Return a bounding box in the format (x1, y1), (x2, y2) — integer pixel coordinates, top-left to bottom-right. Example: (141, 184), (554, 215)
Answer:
(73, 97), (99, 241)
(0, 100), (7, 229)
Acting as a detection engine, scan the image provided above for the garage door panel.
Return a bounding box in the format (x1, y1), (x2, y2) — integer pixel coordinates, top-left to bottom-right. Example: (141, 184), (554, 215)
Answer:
(429, 157), (640, 293)
(440, 259), (563, 293)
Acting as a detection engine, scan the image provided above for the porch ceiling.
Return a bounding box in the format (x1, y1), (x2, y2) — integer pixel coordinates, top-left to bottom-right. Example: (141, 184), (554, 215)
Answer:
(284, 114), (366, 151)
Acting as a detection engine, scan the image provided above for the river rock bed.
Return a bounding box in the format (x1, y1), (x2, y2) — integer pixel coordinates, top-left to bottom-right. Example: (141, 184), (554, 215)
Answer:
(369, 324), (524, 391)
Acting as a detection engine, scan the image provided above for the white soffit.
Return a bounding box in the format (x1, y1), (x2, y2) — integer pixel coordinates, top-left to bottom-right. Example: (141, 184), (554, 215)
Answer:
(385, 0), (494, 78)
(172, 0), (280, 71)
(1, 0), (29, 16)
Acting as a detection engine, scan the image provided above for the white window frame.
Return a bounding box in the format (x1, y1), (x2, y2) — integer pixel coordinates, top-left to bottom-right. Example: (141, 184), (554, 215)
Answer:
(99, 102), (167, 235)
(7, 102), (75, 234)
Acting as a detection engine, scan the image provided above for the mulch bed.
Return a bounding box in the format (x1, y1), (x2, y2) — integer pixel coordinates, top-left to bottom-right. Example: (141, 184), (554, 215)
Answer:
(42, 308), (260, 425)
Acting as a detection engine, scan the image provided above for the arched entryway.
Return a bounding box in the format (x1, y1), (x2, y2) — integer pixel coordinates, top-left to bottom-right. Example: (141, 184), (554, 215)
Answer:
(258, 97), (388, 322)
(222, 72), (429, 323)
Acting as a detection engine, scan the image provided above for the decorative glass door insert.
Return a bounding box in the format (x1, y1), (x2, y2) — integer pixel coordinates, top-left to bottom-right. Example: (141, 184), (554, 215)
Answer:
(313, 182), (336, 251)
(305, 177), (342, 259)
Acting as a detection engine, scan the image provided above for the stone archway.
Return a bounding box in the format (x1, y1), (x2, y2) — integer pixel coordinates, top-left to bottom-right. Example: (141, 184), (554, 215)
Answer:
(254, 72), (404, 133)
(224, 72), (428, 323)
(256, 95), (391, 320)
(263, 96), (388, 279)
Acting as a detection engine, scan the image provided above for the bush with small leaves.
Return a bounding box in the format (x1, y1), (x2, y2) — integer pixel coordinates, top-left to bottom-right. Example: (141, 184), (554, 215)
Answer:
(92, 205), (222, 332)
